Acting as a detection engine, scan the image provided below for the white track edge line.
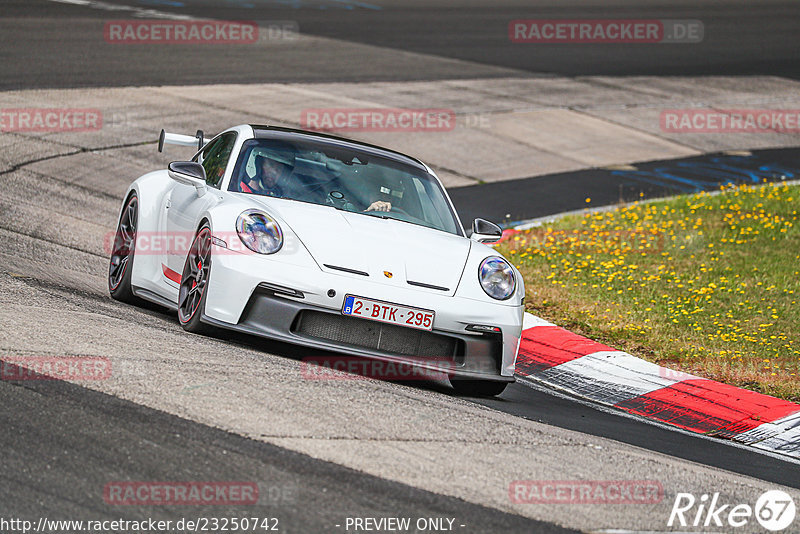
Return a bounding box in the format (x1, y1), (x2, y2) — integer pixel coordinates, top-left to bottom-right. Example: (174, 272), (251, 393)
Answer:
(515, 375), (800, 466)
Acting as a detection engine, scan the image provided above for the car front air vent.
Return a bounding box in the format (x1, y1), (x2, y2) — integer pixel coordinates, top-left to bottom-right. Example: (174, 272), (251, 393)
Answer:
(323, 264), (369, 277)
(407, 280), (449, 292)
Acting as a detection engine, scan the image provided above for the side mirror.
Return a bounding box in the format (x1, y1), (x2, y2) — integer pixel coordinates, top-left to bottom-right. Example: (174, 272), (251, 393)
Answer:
(470, 218), (503, 244)
(168, 161), (207, 196)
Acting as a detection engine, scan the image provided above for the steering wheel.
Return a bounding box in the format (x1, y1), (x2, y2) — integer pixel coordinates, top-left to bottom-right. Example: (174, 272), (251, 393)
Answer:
(364, 203), (409, 216)
(388, 205), (410, 216)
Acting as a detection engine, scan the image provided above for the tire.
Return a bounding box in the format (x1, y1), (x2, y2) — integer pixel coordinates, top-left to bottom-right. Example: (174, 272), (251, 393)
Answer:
(177, 224), (214, 334)
(450, 379), (509, 397)
(108, 193), (142, 304)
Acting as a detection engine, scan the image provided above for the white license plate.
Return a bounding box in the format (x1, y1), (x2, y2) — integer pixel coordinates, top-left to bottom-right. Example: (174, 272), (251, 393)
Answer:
(342, 295), (434, 331)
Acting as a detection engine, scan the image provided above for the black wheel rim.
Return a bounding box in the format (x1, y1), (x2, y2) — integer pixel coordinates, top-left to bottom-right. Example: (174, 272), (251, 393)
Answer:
(109, 196), (137, 291)
(178, 227), (212, 324)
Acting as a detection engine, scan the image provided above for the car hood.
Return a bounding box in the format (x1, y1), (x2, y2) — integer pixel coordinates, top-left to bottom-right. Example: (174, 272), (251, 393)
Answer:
(252, 198), (470, 296)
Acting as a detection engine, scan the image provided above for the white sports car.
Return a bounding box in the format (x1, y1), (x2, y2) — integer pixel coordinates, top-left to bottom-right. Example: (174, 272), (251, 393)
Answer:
(109, 125), (523, 396)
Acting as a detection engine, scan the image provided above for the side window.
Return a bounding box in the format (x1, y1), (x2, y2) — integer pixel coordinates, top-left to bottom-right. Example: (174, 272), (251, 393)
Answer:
(199, 133), (236, 189)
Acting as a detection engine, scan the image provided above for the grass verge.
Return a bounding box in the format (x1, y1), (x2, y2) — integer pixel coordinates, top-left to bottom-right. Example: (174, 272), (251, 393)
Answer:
(498, 182), (800, 401)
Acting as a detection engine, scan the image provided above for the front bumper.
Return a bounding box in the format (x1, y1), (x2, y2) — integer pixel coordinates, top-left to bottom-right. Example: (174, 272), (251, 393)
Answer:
(204, 247), (523, 380)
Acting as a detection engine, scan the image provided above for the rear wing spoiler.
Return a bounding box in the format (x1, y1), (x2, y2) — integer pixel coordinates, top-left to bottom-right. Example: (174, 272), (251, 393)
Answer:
(158, 129), (205, 152)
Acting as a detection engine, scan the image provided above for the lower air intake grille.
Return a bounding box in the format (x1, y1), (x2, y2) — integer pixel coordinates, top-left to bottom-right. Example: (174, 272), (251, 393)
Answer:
(293, 311), (461, 359)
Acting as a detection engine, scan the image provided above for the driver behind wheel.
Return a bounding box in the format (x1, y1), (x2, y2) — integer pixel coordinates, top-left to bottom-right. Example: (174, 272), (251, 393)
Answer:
(366, 200), (391, 212)
(240, 151), (295, 197)
(365, 181), (397, 212)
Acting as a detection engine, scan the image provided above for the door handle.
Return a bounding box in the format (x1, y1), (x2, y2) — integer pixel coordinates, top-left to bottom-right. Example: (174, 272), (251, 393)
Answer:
(165, 199), (171, 209)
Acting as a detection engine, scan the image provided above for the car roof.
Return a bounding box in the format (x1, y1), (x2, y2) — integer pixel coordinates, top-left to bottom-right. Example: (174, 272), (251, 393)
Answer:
(249, 125), (428, 172)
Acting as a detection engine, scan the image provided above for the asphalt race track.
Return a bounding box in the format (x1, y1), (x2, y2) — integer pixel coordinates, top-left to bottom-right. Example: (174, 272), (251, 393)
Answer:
(450, 147), (800, 227)
(1, 0), (799, 532)
(3, 0), (800, 89)
(0, 373), (565, 533)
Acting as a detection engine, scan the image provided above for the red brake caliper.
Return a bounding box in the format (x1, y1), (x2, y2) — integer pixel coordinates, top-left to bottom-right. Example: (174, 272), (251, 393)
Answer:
(193, 260), (201, 288)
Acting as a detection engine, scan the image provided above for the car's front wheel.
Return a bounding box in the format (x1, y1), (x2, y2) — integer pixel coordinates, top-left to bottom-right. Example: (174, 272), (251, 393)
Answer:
(450, 379), (508, 397)
(109, 193), (141, 304)
(178, 224), (214, 334)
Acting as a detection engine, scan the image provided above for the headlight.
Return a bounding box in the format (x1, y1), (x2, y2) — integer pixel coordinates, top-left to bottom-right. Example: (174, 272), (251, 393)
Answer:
(478, 256), (516, 300)
(236, 210), (283, 254)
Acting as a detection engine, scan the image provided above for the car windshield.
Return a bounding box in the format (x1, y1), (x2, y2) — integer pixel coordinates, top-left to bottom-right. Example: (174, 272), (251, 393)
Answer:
(229, 138), (462, 236)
